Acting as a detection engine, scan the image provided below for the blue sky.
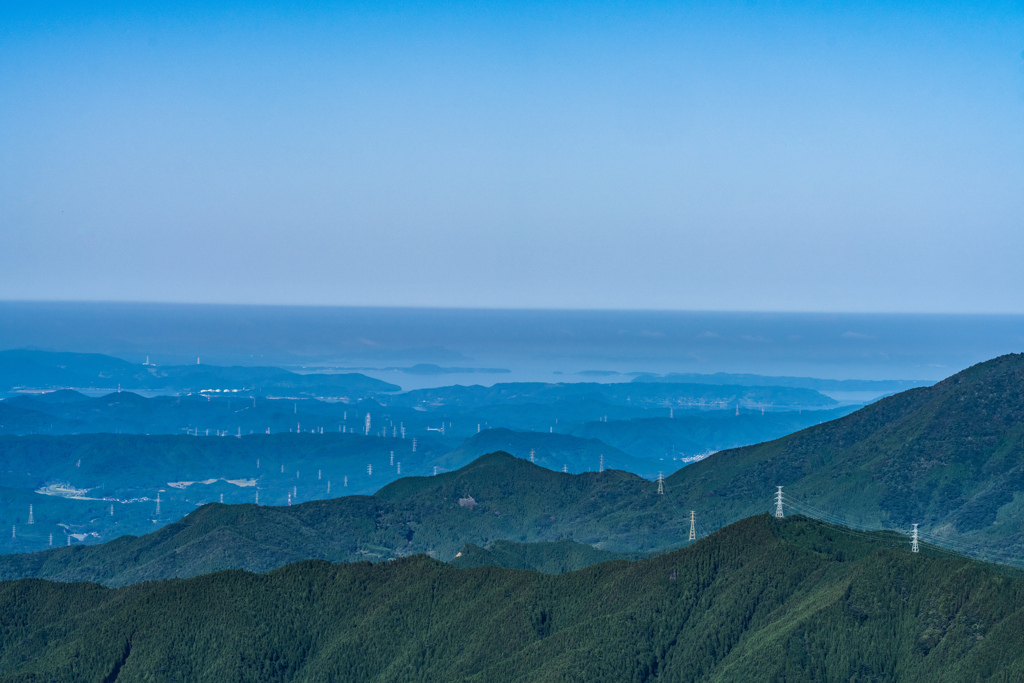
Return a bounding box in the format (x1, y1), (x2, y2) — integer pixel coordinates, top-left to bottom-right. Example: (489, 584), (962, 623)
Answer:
(1, 1), (1022, 311)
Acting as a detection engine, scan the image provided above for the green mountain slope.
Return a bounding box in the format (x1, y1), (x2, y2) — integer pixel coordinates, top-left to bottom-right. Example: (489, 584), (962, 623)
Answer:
(5, 354), (1024, 583)
(450, 539), (641, 573)
(0, 453), (673, 585)
(2, 515), (1024, 682)
(661, 352), (1024, 559)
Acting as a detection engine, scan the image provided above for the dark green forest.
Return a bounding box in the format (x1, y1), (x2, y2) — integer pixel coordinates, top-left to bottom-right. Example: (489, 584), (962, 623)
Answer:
(2, 515), (1023, 682)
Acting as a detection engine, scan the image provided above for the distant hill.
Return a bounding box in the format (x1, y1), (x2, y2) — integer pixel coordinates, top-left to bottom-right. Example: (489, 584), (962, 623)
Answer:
(0, 432), (450, 555)
(0, 453), (674, 585)
(386, 380), (837, 410)
(3, 515), (1024, 681)
(0, 349), (399, 396)
(435, 428), (659, 476)
(632, 371), (932, 393)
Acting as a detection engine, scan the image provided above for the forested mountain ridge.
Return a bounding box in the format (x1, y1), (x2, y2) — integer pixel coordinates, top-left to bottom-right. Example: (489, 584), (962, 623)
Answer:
(2, 515), (1024, 682)
(0, 453), (680, 586)
(663, 352), (1024, 557)
(4, 354), (1024, 585)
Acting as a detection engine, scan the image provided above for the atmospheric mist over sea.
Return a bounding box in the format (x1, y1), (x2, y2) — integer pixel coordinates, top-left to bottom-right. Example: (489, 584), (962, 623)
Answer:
(2, 301), (1022, 389)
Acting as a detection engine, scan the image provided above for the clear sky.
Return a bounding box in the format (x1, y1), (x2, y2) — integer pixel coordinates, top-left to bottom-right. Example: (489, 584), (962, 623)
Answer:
(1, 1), (1022, 312)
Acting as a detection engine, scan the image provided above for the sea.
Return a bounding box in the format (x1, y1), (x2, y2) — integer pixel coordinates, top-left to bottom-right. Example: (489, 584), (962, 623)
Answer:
(1, 301), (1023, 395)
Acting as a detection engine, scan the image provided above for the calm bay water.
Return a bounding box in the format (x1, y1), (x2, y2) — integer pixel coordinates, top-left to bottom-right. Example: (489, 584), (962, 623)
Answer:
(1, 302), (1022, 390)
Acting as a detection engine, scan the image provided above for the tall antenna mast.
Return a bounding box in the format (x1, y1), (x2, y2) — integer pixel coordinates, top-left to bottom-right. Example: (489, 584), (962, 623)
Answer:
(657, 472), (664, 495)
(689, 511), (696, 541)
(774, 487), (784, 518)
(911, 524), (919, 553)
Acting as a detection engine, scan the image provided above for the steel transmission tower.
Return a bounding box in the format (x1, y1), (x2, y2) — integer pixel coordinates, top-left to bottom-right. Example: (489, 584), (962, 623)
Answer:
(774, 486), (784, 518)
(911, 524), (919, 553)
(689, 511), (696, 541)
(657, 472), (664, 495)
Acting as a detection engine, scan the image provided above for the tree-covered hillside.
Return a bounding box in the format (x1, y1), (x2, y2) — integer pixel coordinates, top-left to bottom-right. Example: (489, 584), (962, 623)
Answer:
(5, 354), (1024, 583)
(1, 515), (1023, 682)
(662, 352), (1024, 561)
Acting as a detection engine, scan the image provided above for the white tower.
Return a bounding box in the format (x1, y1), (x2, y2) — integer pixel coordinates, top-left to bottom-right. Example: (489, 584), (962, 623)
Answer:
(563, 464), (567, 473)
(689, 511), (696, 541)
(367, 464), (373, 476)
(774, 487), (784, 518)
(344, 476), (348, 487)
(318, 469), (322, 480)
(657, 472), (664, 495)
(49, 533), (53, 546)
(27, 504), (34, 525)
(412, 438), (417, 452)
(255, 490), (259, 504)
(599, 454), (604, 473)
(326, 481), (330, 494)
(155, 492), (161, 516)
(397, 462), (401, 475)
(110, 504), (114, 516)
(911, 524), (919, 553)
(390, 451), (394, 467)
(433, 466), (438, 476)
(530, 449), (536, 464)
(220, 493), (224, 503)
(365, 413), (371, 435)
(288, 492), (292, 506)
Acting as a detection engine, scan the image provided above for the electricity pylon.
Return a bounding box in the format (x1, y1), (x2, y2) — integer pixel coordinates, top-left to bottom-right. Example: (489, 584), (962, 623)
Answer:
(774, 486), (784, 518)
(689, 511), (696, 541)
